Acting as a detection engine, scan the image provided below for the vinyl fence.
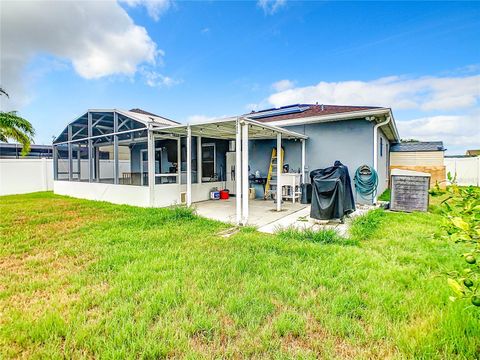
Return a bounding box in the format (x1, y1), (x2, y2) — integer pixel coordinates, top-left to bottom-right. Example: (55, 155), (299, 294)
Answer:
(445, 157), (480, 186)
(0, 159), (132, 196)
(0, 158), (53, 196)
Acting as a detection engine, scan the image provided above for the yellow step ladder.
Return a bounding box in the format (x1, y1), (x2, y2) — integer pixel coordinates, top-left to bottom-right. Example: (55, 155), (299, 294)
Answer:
(264, 147), (284, 200)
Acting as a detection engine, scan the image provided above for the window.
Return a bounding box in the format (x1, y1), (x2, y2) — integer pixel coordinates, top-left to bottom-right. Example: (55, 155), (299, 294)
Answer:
(202, 143), (216, 181)
(380, 137), (383, 157)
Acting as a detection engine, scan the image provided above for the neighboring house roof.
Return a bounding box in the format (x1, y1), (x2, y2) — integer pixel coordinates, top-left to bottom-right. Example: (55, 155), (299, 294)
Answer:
(390, 141), (445, 152)
(466, 149), (480, 156)
(242, 103), (400, 142)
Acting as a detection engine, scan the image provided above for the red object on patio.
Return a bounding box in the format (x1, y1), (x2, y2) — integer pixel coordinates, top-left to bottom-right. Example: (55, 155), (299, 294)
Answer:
(220, 190), (230, 199)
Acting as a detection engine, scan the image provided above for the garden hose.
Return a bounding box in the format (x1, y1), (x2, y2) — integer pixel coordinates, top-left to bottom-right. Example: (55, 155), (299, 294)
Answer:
(353, 165), (378, 202)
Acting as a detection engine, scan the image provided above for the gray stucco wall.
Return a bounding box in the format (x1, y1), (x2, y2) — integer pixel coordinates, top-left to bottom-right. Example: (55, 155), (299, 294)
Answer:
(247, 119), (385, 203)
(376, 128), (389, 196)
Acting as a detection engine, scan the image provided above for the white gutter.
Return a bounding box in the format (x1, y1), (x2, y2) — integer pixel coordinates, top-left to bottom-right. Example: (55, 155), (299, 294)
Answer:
(373, 115), (391, 203)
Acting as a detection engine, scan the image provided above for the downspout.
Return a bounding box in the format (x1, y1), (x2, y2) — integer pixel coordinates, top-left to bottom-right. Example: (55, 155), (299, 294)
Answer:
(372, 115), (391, 203)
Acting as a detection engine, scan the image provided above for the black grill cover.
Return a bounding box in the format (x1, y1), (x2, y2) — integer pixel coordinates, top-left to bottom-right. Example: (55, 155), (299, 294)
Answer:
(310, 161), (356, 220)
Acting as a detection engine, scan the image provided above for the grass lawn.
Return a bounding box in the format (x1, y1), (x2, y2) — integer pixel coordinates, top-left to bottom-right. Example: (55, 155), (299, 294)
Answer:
(1, 192), (479, 359)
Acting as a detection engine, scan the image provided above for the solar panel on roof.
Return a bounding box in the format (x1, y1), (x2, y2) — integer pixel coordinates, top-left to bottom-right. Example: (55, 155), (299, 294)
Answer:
(248, 105), (310, 119)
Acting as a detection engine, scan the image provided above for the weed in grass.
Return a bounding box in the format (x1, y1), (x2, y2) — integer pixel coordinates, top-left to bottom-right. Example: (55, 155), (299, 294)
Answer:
(349, 209), (385, 240)
(277, 227), (357, 246)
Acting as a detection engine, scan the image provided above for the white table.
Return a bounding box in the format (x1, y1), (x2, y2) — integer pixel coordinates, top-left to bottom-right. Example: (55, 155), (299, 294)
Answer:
(280, 173), (301, 203)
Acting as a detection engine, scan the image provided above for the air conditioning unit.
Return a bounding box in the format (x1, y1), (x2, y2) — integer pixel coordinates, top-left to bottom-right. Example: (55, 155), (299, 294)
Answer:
(390, 169), (430, 212)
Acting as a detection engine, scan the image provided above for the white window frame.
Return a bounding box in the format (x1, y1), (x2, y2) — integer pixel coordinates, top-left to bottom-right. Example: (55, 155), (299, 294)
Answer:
(201, 142), (216, 181)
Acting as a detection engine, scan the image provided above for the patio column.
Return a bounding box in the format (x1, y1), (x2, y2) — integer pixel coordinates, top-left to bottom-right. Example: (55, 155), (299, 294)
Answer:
(147, 128), (155, 206)
(276, 133), (282, 212)
(197, 136), (202, 183)
(301, 139), (306, 184)
(113, 112), (119, 184)
(186, 125), (192, 206)
(177, 137), (181, 185)
(241, 122), (249, 224)
(235, 119), (242, 225)
(87, 112), (93, 182)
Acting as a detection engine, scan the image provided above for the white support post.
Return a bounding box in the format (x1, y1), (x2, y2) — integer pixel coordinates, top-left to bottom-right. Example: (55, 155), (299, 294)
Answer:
(197, 136), (202, 184)
(276, 133), (282, 212)
(177, 137), (181, 185)
(147, 128), (155, 206)
(87, 112), (93, 182)
(241, 123), (249, 225)
(67, 125), (73, 181)
(186, 125), (192, 207)
(235, 119), (242, 225)
(113, 112), (119, 184)
(301, 139), (306, 184)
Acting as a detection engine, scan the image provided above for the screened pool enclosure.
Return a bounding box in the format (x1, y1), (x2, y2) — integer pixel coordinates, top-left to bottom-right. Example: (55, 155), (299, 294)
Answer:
(53, 109), (307, 225)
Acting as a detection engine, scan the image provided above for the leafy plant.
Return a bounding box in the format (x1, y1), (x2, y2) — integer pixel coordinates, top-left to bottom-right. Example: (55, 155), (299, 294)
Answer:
(0, 88), (35, 155)
(437, 175), (480, 307)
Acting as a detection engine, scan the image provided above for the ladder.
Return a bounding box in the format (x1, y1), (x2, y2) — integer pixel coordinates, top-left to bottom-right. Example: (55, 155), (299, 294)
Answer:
(264, 147), (284, 200)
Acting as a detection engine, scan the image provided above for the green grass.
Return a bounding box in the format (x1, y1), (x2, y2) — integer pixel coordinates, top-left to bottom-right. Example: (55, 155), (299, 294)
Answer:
(378, 188), (391, 201)
(1, 192), (479, 358)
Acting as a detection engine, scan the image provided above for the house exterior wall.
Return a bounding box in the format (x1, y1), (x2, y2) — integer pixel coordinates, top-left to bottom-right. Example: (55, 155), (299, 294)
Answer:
(376, 128), (389, 196)
(247, 118), (386, 203)
(390, 151), (446, 188)
(390, 151), (444, 166)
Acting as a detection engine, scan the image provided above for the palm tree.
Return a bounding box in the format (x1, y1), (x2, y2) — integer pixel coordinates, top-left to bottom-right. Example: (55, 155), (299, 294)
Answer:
(0, 88), (35, 155)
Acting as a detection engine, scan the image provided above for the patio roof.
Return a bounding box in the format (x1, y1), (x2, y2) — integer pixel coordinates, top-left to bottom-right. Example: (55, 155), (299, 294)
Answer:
(151, 117), (308, 140)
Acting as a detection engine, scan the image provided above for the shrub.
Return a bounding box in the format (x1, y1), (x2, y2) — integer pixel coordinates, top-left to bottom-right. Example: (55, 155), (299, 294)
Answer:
(437, 183), (480, 308)
(349, 209), (385, 241)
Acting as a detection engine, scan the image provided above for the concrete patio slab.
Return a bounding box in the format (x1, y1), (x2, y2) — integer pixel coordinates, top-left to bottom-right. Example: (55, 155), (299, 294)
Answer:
(193, 197), (307, 228)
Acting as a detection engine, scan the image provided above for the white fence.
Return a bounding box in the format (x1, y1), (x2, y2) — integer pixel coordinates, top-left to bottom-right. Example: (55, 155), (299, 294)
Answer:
(0, 159), (132, 196)
(445, 157), (480, 186)
(0, 158), (53, 196)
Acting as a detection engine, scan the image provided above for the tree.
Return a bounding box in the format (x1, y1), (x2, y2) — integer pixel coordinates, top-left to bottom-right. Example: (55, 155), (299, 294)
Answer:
(0, 88), (35, 155)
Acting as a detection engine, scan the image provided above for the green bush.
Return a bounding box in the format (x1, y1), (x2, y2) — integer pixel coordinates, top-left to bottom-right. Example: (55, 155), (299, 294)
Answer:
(349, 209), (385, 241)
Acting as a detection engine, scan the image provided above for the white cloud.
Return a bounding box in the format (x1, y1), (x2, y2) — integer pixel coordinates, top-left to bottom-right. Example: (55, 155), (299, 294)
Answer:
(120, 0), (173, 21)
(397, 111), (480, 152)
(186, 115), (217, 124)
(0, 0), (162, 108)
(257, 0), (286, 15)
(141, 68), (180, 87)
(267, 75), (480, 112)
(271, 79), (294, 92)
(201, 28), (210, 34)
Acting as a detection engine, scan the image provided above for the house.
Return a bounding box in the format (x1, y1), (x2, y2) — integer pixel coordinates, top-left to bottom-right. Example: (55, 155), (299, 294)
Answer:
(52, 104), (400, 225)
(390, 141), (446, 187)
(466, 149), (480, 157)
(0, 143), (53, 159)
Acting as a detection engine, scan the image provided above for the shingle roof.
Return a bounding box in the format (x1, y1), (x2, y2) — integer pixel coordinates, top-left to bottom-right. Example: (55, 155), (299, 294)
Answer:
(244, 104), (381, 123)
(390, 141), (445, 152)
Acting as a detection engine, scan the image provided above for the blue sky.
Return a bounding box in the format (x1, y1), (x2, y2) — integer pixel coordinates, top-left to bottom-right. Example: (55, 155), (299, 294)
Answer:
(1, 0), (479, 153)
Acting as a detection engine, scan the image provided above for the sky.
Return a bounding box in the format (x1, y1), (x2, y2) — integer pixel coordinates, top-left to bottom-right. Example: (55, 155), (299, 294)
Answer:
(1, 0), (479, 154)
